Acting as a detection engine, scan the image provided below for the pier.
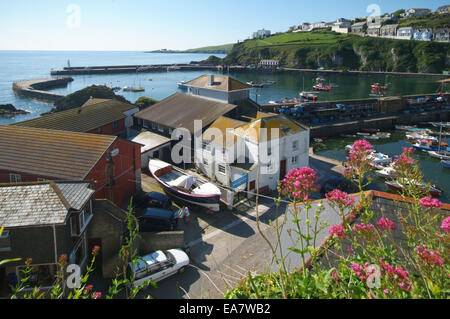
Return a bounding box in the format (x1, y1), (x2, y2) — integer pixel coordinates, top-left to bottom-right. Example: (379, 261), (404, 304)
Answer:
(12, 77), (73, 102)
(50, 64), (222, 75)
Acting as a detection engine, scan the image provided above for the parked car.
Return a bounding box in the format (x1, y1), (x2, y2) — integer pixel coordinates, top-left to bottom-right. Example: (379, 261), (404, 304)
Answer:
(135, 192), (172, 209)
(138, 207), (179, 232)
(129, 249), (189, 287)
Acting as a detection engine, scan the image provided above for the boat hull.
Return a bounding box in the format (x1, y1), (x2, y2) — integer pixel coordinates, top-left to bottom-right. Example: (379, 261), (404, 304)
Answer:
(149, 163), (221, 212)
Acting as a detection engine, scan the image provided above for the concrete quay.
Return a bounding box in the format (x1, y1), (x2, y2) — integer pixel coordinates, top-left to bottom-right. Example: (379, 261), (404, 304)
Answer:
(12, 77), (72, 102)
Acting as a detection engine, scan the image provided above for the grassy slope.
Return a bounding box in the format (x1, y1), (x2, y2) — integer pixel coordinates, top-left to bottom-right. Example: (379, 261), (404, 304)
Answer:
(223, 30), (450, 73)
(181, 43), (235, 54)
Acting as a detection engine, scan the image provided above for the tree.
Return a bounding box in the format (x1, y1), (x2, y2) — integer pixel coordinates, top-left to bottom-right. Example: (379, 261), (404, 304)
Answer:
(135, 96), (159, 110)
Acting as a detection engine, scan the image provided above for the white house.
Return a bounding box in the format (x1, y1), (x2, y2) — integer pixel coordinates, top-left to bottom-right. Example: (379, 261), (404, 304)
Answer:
(311, 22), (327, 30)
(252, 29), (271, 39)
(301, 23), (312, 32)
(405, 8), (431, 18)
(396, 27), (414, 40)
(434, 29), (450, 42)
(258, 59), (280, 69)
(195, 112), (310, 195)
(436, 5), (450, 14)
(129, 131), (171, 168)
(412, 29), (433, 41)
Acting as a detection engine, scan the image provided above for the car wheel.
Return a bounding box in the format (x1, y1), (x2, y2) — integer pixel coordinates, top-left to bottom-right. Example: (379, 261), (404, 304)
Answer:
(178, 266), (187, 274)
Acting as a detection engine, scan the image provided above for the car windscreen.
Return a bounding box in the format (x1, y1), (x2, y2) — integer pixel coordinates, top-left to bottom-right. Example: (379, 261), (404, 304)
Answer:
(164, 251), (176, 264)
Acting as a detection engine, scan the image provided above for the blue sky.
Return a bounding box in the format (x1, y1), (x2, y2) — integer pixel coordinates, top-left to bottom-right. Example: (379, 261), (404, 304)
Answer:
(0, 0), (447, 51)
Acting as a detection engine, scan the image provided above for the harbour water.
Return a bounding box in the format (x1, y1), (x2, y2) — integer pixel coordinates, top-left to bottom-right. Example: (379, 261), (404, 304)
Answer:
(0, 51), (445, 125)
(314, 130), (450, 203)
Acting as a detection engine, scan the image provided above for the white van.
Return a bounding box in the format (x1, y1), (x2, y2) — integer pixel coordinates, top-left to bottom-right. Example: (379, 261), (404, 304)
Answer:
(130, 249), (189, 287)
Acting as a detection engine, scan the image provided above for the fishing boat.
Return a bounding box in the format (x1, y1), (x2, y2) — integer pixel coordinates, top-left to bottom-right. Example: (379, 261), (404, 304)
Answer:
(395, 125), (417, 131)
(177, 81), (187, 89)
(412, 140), (437, 152)
(131, 87), (145, 92)
(428, 150), (450, 160)
(313, 83), (333, 91)
(299, 91), (318, 100)
(371, 83), (388, 91)
(406, 132), (438, 143)
(375, 165), (396, 180)
(315, 77), (326, 83)
(369, 152), (393, 169)
(247, 81), (264, 88)
(442, 160), (450, 168)
(361, 128), (380, 134)
(385, 180), (443, 197)
(148, 159), (221, 212)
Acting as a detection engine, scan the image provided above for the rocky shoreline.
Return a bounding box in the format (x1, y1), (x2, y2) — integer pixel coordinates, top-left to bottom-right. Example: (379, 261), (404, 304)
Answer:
(0, 104), (29, 117)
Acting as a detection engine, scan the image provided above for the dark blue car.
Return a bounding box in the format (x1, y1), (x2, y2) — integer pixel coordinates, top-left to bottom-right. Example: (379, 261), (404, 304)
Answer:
(138, 208), (178, 232)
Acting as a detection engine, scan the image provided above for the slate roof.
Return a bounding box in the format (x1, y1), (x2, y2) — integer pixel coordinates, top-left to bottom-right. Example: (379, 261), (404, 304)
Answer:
(133, 93), (238, 133)
(12, 99), (137, 133)
(0, 181), (94, 227)
(184, 74), (251, 92)
(0, 126), (116, 180)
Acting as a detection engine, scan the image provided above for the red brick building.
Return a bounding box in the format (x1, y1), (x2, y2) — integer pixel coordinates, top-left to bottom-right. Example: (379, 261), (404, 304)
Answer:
(12, 98), (139, 138)
(0, 126), (141, 207)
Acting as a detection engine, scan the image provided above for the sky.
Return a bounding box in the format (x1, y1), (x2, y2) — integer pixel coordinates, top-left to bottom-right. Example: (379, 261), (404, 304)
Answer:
(0, 0), (448, 51)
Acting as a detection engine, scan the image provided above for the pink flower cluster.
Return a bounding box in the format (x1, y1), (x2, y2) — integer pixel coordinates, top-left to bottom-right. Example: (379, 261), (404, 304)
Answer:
(441, 217), (450, 234)
(328, 225), (347, 240)
(281, 167), (319, 202)
(345, 140), (374, 176)
(419, 197), (443, 209)
(376, 218), (397, 232)
(394, 147), (415, 168)
(325, 189), (355, 208)
(353, 223), (377, 241)
(379, 259), (412, 292)
(414, 244), (444, 267)
(350, 262), (370, 281)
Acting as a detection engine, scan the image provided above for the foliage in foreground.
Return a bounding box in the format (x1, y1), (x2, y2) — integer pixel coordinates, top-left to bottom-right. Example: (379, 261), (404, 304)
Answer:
(225, 141), (449, 299)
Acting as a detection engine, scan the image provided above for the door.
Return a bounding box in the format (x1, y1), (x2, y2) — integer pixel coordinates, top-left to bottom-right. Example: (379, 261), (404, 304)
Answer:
(280, 160), (287, 180)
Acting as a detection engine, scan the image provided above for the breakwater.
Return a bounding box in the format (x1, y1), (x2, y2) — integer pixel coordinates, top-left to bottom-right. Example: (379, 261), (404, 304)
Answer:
(50, 64), (222, 75)
(12, 77), (73, 102)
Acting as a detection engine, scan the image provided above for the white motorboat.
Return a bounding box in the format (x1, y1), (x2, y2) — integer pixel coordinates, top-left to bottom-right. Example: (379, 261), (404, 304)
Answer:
(428, 150), (450, 161)
(375, 165), (396, 180)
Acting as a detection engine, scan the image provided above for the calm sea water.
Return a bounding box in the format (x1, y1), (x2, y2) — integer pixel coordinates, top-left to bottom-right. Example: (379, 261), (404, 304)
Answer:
(315, 131), (450, 203)
(0, 51), (445, 126)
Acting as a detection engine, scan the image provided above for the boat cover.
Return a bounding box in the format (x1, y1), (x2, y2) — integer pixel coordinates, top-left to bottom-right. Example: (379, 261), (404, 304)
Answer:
(192, 183), (221, 196)
(168, 175), (196, 190)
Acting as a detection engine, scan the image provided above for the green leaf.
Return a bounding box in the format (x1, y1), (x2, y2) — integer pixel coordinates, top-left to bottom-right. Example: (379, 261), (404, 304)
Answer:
(0, 258), (21, 266)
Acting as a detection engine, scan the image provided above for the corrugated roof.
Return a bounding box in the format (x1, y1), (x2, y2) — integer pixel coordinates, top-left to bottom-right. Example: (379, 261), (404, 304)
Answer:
(130, 131), (171, 153)
(12, 99), (137, 133)
(0, 126), (116, 180)
(0, 181), (94, 227)
(184, 74), (251, 92)
(134, 93), (238, 133)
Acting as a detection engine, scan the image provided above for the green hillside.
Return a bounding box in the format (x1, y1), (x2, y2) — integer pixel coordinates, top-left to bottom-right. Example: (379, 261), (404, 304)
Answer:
(223, 31), (450, 73)
(182, 43), (235, 54)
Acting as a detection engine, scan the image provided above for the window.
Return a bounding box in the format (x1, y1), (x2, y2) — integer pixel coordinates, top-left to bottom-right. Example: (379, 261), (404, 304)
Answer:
(218, 165), (226, 174)
(157, 124), (164, 133)
(70, 214), (79, 237)
(293, 141), (298, 150)
(96, 127), (102, 134)
(203, 158), (209, 166)
(9, 174), (21, 183)
(112, 121), (119, 129)
(79, 202), (93, 233)
(268, 147), (272, 156)
(0, 229), (11, 251)
(37, 178), (48, 182)
(292, 156), (298, 164)
(151, 122), (157, 130)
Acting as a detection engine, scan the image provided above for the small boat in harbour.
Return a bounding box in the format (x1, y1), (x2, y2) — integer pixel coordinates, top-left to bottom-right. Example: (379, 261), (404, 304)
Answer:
(313, 83), (333, 91)
(385, 180), (443, 197)
(442, 160), (450, 168)
(412, 140), (438, 152)
(369, 152), (392, 169)
(148, 159), (221, 212)
(428, 150), (450, 161)
(371, 83), (388, 91)
(177, 81), (187, 89)
(375, 165), (396, 180)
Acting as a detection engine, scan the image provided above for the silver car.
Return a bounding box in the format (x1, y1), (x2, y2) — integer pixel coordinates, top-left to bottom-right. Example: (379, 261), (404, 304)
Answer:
(130, 249), (189, 287)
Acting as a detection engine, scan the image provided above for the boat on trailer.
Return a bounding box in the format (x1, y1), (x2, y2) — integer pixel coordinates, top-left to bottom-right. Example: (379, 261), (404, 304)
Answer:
(148, 159), (221, 212)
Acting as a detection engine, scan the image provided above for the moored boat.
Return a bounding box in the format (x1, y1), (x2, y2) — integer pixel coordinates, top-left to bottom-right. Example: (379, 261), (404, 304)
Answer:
(428, 150), (450, 161)
(385, 180), (443, 197)
(177, 81), (187, 89)
(371, 83), (388, 91)
(442, 160), (450, 168)
(148, 159), (221, 212)
(375, 165), (396, 180)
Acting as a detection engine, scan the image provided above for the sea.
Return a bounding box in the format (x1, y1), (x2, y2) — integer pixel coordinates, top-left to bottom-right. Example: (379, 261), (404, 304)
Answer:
(0, 50), (448, 200)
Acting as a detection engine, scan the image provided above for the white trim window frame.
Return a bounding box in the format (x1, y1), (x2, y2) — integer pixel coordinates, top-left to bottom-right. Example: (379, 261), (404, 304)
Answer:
(9, 173), (22, 183)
